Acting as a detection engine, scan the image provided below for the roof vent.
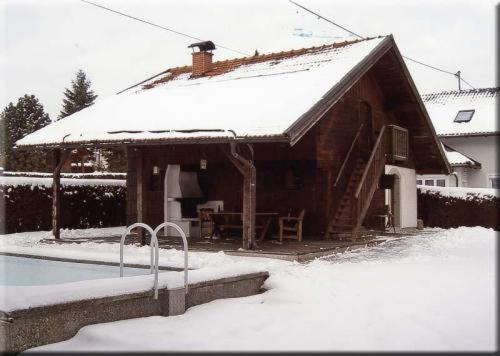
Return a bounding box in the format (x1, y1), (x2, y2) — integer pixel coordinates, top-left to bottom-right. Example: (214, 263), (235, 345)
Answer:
(188, 41), (216, 76)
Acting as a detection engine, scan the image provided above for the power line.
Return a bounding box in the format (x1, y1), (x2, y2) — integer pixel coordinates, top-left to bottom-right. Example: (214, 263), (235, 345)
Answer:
(288, 0), (475, 90)
(79, 0), (250, 57)
(401, 56), (455, 76)
(288, 0), (364, 39)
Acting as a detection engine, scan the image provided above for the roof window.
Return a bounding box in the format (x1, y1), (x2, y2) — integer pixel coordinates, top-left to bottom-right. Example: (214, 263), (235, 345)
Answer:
(454, 109), (475, 123)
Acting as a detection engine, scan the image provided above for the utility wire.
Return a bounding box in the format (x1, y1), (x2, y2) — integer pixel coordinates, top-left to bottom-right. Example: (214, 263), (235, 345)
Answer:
(288, 0), (475, 89)
(80, 0), (250, 56)
(401, 56), (455, 76)
(288, 0), (364, 39)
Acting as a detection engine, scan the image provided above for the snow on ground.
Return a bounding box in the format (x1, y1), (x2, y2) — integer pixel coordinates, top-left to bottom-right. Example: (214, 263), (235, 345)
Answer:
(16, 226), (497, 352)
(0, 227), (287, 270)
(417, 185), (499, 200)
(0, 227), (288, 311)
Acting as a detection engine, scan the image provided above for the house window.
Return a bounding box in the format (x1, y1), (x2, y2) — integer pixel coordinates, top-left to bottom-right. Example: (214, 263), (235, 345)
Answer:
(487, 174), (500, 189)
(436, 179), (446, 187)
(454, 109), (475, 123)
(418, 176), (448, 187)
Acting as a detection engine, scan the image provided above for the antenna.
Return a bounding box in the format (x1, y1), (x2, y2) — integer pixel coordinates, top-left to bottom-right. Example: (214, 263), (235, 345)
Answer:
(455, 71), (461, 91)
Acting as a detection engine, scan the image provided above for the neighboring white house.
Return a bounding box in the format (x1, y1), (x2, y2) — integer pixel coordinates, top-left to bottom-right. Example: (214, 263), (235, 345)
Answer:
(418, 87), (499, 188)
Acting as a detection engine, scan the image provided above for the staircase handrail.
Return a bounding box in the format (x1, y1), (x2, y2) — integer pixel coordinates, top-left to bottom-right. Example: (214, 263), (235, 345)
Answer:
(354, 126), (386, 198)
(334, 123), (364, 187)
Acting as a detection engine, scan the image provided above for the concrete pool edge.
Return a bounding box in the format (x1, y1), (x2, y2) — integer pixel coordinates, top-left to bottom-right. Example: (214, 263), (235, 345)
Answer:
(0, 271), (269, 353)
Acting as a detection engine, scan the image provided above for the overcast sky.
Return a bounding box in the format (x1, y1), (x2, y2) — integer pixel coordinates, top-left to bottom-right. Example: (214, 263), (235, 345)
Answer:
(1, 0), (497, 120)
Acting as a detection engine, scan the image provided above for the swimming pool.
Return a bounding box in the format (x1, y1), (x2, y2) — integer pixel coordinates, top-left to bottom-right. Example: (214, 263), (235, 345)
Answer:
(0, 254), (150, 286)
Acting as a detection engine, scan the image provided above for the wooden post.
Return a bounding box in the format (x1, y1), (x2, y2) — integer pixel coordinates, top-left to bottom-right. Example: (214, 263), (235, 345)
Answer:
(52, 149), (69, 239)
(224, 143), (257, 250)
(136, 147), (146, 245)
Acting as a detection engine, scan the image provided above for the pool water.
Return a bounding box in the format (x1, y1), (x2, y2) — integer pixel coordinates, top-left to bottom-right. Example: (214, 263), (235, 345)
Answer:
(0, 255), (150, 286)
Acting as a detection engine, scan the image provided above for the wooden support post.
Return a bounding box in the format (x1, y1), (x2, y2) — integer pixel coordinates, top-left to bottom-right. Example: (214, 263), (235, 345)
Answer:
(224, 143), (257, 250)
(136, 147), (146, 245)
(52, 149), (70, 239)
(325, 168), (333, 238)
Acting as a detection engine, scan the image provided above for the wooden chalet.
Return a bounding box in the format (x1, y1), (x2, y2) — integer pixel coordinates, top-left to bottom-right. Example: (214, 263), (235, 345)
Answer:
(17, 35), (450, 250)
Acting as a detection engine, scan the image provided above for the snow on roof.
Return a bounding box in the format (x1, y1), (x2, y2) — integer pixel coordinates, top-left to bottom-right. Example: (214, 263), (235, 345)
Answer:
(17, 37), (387, 147)
(422, 88), (499, 137)
(442, 143), (480, 167)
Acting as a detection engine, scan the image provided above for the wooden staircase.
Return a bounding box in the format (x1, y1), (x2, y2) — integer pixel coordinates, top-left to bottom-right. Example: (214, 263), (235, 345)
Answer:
(327, 158), (366, 238)
(326, 126), (387, 240)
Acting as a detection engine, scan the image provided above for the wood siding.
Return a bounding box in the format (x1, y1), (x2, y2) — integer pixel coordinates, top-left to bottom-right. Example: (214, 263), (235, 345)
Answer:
(126, 68), (420, 238)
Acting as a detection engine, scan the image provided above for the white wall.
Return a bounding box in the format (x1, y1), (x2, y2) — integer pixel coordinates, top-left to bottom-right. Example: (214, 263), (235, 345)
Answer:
(441, 135), (498, 188)
(385, 165), (418, 228)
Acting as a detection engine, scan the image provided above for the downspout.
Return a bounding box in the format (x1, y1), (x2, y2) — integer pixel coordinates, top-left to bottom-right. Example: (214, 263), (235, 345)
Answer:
(451, 171), (459, 187)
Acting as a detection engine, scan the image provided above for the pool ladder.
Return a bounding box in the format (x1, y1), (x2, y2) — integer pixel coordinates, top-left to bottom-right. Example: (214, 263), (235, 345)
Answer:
(120, 222), (189, 299)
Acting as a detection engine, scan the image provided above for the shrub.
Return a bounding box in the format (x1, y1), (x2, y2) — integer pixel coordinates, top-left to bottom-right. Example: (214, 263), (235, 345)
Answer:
(417, 188), (499, 230)
(0, 179), (126, 234)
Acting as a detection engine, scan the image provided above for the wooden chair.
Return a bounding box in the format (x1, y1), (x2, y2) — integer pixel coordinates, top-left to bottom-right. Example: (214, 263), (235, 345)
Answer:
(279, 209), (306, 242)
(198, 208), (214, 238)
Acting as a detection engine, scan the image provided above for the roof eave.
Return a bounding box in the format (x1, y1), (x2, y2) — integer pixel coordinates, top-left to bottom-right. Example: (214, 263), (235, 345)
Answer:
(15, 134), (291, 150)
(438, 132), (500, 138)
(284, 36), (393, 146)
(387, 37), (452, 175)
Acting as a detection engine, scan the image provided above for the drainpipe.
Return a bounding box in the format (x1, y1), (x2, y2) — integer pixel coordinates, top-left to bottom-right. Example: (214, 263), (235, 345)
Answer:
(451, 172), (459, 187)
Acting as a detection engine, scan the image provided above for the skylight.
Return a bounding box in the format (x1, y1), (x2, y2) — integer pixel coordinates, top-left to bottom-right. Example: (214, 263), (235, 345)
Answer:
(454, 109), (475, 123)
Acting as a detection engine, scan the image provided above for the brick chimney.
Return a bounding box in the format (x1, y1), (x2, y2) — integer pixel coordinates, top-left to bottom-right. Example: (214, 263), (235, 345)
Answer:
(188, 41), (216, 77)
(192, 51), (213, 76)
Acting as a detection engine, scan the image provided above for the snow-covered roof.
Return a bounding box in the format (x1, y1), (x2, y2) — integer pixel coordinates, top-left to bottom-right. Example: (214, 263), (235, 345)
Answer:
(422, 88), (499, 137)
(17, 36), (389, 148)
(442, 143), (481, 168)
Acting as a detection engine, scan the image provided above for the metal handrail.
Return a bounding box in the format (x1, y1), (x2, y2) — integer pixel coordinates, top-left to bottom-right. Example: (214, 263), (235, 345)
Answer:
(154, 222), (189, 295)
(120, 223), (157, 275)
(334, 123), (364, 187)
(120, 222), (188, 300)
(355, 126), (386, 198)
(120, 223), (159, 299)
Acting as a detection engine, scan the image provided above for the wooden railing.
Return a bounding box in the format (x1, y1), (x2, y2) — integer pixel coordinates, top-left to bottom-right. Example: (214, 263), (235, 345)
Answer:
(334, 123), (364, 187)
(388, 125), (409, 161)
(352, 126), (387, 233)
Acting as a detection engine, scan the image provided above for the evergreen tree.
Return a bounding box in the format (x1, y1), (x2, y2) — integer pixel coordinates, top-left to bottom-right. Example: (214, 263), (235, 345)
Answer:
(58, 69), (98, 119)
(101, 147), (127, 172)
(0, 95), (51, 171)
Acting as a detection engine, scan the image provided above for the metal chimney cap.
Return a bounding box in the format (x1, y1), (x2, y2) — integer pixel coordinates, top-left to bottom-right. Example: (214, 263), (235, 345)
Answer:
(188, 40), (216, 52)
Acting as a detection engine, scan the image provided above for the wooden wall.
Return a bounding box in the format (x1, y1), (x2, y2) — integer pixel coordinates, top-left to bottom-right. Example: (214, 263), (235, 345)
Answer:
(126, 67), (421, 238)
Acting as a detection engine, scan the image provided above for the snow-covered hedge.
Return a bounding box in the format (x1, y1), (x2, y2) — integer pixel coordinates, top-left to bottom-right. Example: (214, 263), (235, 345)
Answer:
(2, 171), (127, 180)
(417, 185), (499, 230)
(0, 176), (126, 234)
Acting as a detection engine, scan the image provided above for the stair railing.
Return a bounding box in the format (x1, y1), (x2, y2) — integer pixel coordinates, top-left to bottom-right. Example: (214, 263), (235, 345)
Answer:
(352, 126), (387, 234)
(325, 124), (365, 232)
(334, 123), (364, 188)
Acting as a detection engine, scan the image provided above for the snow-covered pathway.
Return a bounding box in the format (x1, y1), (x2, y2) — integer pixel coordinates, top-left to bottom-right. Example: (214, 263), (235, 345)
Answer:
(28, 227), (496, 352)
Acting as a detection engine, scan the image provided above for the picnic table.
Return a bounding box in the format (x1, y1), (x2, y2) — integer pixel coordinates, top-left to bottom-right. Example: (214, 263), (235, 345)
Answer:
(208, 212), (279, 241)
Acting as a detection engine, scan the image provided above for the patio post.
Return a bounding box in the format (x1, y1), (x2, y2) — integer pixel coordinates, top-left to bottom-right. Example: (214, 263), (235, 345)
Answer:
(226, 142), (257, 250)
(136, 147), (147, 245)
(52, 148), (70, 239)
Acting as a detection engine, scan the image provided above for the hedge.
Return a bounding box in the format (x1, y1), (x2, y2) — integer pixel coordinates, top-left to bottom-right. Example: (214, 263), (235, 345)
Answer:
(0, 179), (126, 234)
(417, 188), (499, 230)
